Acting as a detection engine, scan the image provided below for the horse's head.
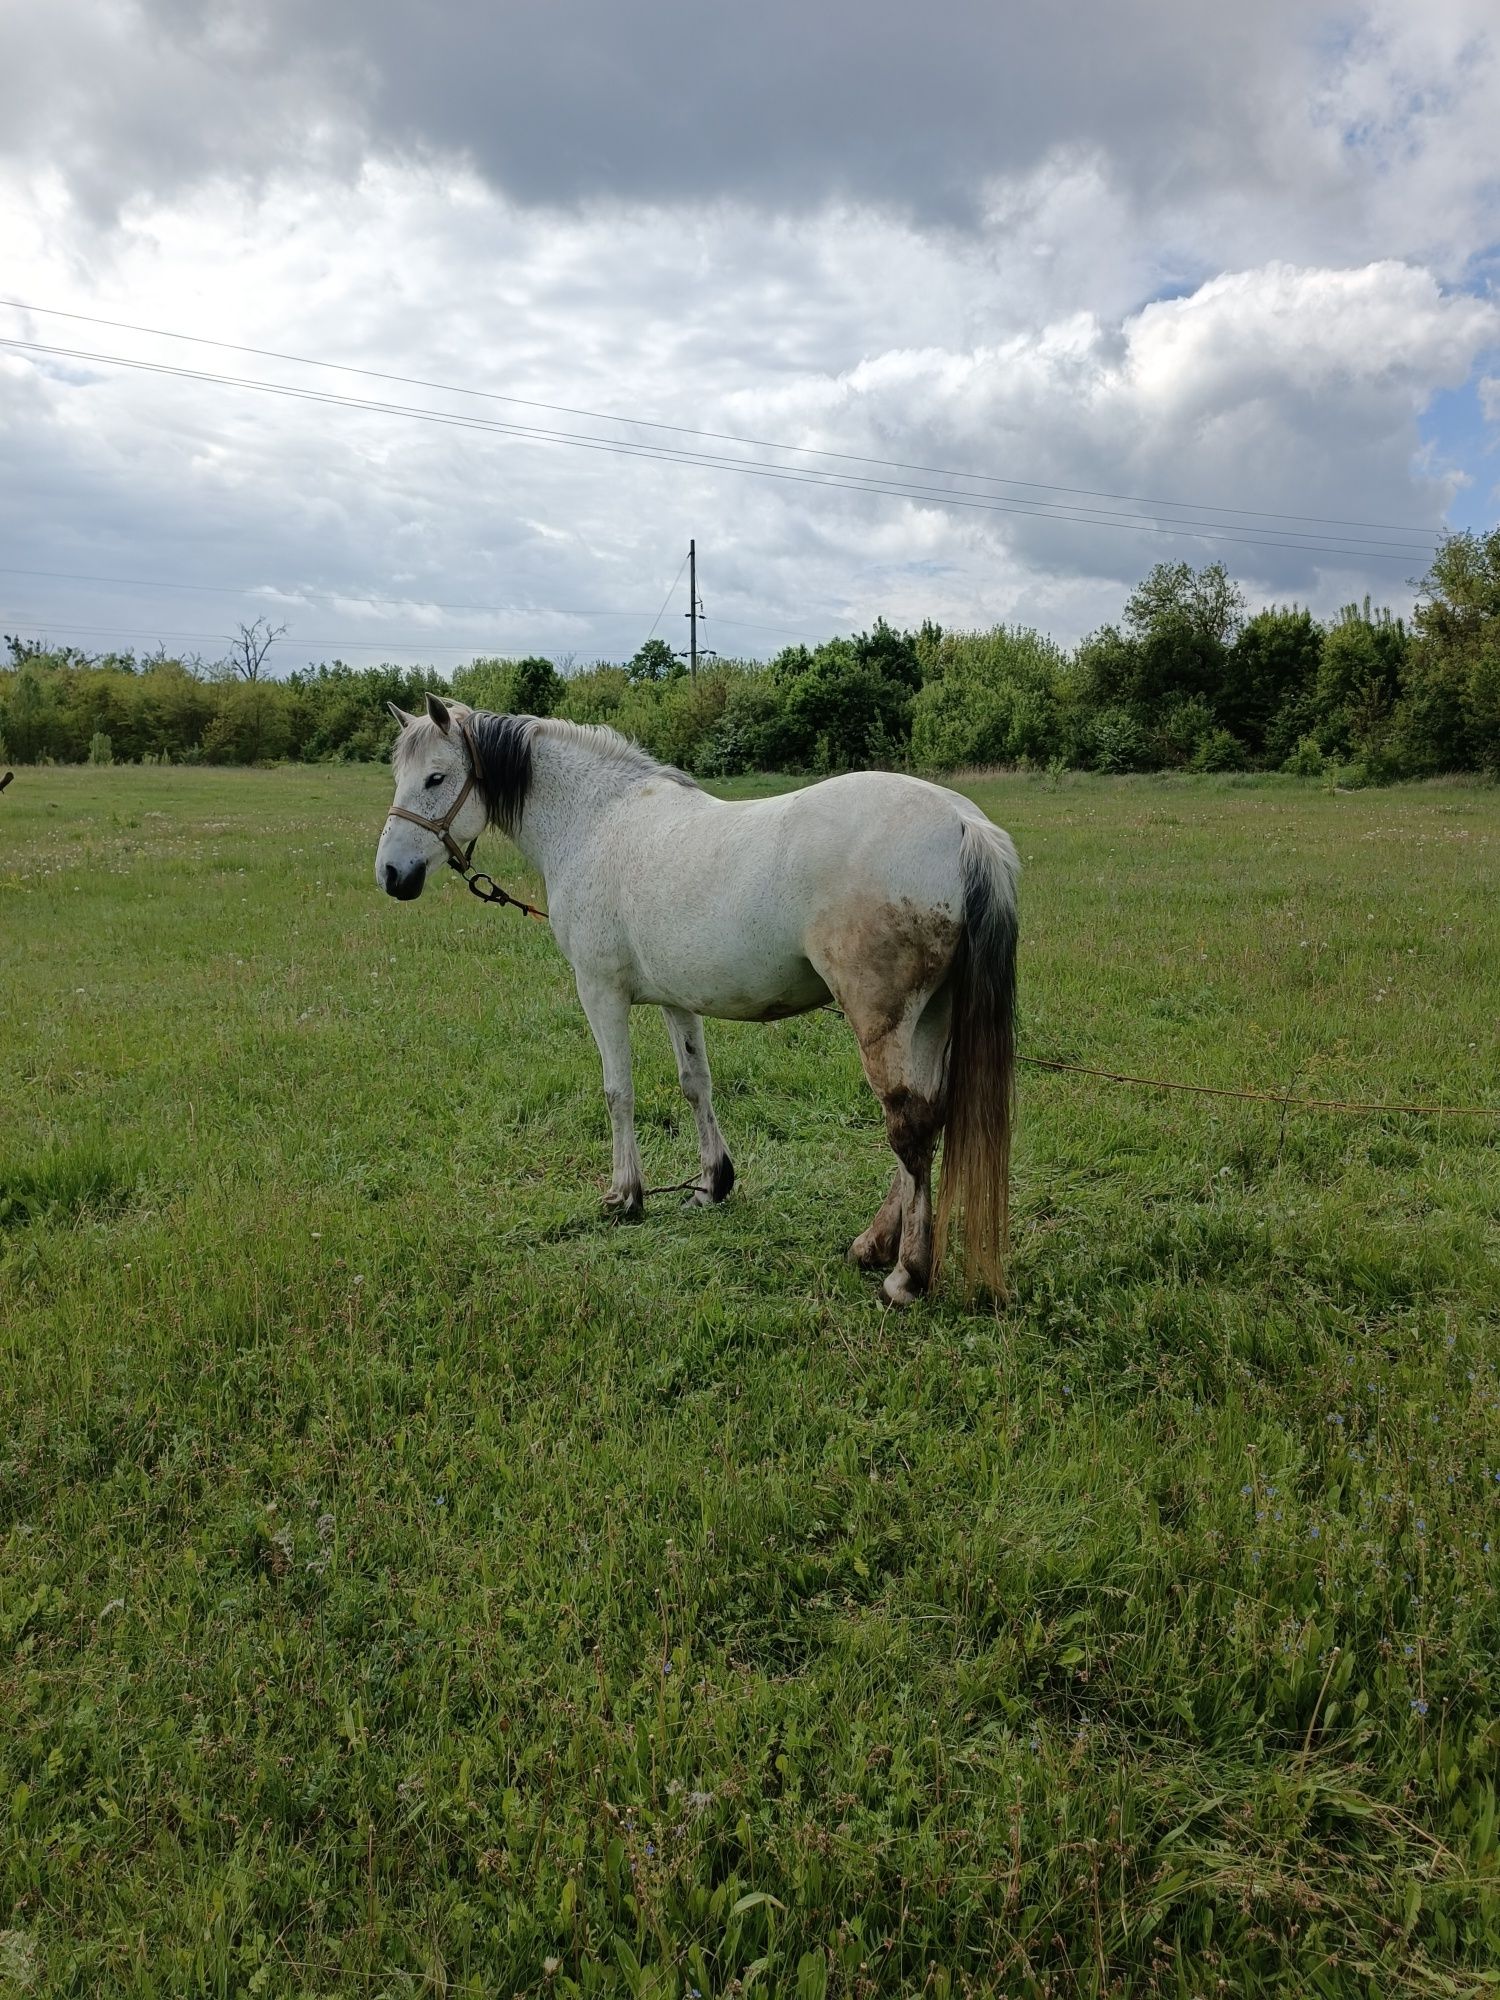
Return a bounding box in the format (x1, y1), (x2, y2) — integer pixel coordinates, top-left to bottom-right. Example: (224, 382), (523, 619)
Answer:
(376, 692), (486, 899)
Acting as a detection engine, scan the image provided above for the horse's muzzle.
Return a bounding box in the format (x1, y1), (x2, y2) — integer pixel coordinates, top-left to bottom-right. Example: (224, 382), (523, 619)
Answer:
(384, 860), (427, 901)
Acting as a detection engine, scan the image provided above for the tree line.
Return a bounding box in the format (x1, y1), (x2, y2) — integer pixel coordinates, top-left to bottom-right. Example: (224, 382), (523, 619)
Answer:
(3, 531), (1497, 781)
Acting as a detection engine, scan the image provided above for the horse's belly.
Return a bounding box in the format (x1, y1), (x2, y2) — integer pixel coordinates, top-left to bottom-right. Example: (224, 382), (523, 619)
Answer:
(634, 951), (831, 1022)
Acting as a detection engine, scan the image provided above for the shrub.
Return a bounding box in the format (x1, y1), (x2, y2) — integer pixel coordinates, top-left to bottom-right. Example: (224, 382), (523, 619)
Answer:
(1088, 706), (1146, 773)
(1190, 727), (1248, 773)
(87, 730), (114, 765)
(1281, 736), (1326, 778)
(909, 626), (1066, 770)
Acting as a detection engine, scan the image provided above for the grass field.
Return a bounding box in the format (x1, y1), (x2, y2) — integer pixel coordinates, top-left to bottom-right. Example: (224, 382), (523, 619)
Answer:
(3, 761), (1498, 1999)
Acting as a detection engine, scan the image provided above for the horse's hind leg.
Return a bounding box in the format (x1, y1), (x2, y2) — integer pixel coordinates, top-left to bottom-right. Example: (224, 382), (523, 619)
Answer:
(849, 986), (952, 1306)
(849, 1172), (902, 1270)
(661, 1005), (734, 1205)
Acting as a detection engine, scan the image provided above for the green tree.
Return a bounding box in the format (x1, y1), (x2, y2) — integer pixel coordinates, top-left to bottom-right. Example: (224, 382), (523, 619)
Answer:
(1311, 601), (1408, 761)
(1224, 606), (1323, 760)
(1396, 529), (1500, 773)
(768, 622), (922, 770)
(628, 637), (683, 684)
(1076, 561), (1247, 765)
(511, 655), (563, 716)
(910, 626), (1066, 770)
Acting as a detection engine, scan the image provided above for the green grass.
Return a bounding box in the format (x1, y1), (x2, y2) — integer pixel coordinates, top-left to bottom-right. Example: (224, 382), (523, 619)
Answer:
(2, 763), (1498, 1999)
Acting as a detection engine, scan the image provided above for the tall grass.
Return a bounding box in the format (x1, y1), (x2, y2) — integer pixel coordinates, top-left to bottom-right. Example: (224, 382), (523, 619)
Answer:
(2, 765), (1497, 1996)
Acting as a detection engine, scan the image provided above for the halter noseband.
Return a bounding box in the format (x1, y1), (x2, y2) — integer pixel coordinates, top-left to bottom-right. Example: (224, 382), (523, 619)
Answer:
(386, 717), (484, 873)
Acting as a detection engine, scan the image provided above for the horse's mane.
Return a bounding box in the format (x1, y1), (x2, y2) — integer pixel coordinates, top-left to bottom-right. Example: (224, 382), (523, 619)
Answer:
(531, 718), (698, 799)
(394, 710), (695, 838)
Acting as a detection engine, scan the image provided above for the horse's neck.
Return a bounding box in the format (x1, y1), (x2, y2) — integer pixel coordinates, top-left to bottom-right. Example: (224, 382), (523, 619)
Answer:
(509, 729), (630, 881)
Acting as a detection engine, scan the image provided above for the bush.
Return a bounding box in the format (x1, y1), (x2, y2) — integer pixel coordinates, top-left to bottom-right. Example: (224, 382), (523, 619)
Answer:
(1087, 706), (1146, 774)
(909, 626), (1066, 770)
(1281, 736), (1326, 778)
(4, 541), (1495, 780)
(1189, 727), (1248, 772)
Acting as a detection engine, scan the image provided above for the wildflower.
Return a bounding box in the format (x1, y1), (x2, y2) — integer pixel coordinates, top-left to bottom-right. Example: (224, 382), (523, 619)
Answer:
(1411, 1698), (1429, 1717)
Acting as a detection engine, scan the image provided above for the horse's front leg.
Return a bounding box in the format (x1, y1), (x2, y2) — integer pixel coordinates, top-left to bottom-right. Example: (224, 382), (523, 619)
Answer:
(661, 1005), (735, 1205)
(577, 978), (644, 1219)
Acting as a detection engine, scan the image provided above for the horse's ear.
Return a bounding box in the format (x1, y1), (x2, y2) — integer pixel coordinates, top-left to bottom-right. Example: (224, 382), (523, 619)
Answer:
(426, 693), (452, 734)
(387, 701), (415, 727)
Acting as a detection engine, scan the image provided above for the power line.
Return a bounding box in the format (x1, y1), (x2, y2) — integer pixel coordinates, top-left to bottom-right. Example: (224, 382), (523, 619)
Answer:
(0, 562), (815, 641)
(0, 564), (658, 620)
(3, 331), (1438, 562)
(0, 614), (575, 656)
(640, 546), (692, 649)
(0, 297), (1443, 537)
(0, 335), (1439, 566)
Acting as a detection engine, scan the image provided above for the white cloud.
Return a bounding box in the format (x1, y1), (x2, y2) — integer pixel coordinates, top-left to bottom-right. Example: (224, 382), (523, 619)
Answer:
(0, 2), (1494, 663)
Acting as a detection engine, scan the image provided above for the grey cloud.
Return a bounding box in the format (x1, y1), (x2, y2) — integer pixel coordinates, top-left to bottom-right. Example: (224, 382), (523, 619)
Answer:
(0, 0), (1334, 225)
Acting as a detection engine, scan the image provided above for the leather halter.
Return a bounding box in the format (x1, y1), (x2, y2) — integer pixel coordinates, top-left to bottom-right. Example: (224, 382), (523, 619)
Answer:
(386, 717), (484, 872)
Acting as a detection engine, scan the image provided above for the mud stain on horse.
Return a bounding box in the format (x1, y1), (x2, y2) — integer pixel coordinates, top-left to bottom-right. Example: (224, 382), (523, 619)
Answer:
(811, 895), (962, 1041)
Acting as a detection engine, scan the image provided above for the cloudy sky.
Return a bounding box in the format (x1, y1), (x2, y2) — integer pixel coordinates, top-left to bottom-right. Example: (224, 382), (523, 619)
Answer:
(1, 0), (1497, 671)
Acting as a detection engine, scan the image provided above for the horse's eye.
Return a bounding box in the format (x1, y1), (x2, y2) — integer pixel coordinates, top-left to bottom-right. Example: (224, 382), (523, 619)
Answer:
(424, 772), (444, 789)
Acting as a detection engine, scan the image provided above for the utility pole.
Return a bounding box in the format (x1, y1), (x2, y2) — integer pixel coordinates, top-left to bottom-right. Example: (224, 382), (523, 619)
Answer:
(687, 538), (698, 679)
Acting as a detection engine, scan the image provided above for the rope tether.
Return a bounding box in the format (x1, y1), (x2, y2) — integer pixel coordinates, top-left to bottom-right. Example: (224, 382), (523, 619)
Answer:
(1018, 1055), (1497, 1120)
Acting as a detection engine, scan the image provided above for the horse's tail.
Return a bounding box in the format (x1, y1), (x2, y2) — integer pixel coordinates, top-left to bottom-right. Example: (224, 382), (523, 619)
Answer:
(933, 817), (1019, 1296)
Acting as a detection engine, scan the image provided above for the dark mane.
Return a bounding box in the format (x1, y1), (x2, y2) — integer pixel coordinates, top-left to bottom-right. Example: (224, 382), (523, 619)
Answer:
(469, 712), (538, 837)
(395, 709), (697, 836)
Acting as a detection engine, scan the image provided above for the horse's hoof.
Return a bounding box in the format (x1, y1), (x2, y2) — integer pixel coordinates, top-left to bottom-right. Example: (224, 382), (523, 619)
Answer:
(882, 1268), (927, 1307)
(685, 1155), (735, 1207)
(603, 1189), (644, 1222)
(848, 1230), (898, 1270)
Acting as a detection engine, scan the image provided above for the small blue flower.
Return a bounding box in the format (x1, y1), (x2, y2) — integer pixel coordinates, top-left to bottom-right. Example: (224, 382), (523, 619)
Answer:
(1411, 1698), (1429, 1716)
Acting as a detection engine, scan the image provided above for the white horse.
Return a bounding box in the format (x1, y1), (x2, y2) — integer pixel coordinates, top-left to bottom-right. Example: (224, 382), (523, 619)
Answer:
(375, 695), (1018, 1303)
